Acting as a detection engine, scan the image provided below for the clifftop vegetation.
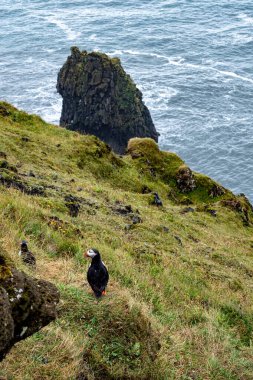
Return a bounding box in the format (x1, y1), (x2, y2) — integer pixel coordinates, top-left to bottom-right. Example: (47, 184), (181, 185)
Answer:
(0, 101), (253, 379)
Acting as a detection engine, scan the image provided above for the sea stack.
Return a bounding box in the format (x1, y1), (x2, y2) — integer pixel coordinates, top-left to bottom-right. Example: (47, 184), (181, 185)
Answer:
(57, 47), (159, 154)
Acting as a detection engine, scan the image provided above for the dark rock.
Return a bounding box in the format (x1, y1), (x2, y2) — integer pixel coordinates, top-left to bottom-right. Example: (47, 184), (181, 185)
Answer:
(222, 197), (252, 226)
(0, 169), (45, 197)
(0, 160), (17, 173)
(21, 137), (30, 142)
(0, 160), (9, 169)
(83, 198), (99, 209)
(56, 144), (61, 148)
(29, 185), (45, 196)
(47, 216), (83, 237)
(57, 47), (159, 154)
(221, 199), (243, 213)
(65, 195), (81, 217)
(48, 216), (64, 229)
(0, 103), (11, 117)
(209, 184), (225, 198)
(132, 215), (142, 224)
(176, 166), (196, 193)
(179, 197), (194, 205)
(0, 172), (26, 193)
(64, 194), (98, 217)
(181, 207), (195, 214)
(141, 185), (152, 194)
(188, 235), (200, 243)
(162, 226), (169, 233)
(112, 203), (133, 215)
(28, 170), (36, 178)
(237, 194), (253, 210)
(0, 152), (7, 159)
(207, 209), (217, 217)
(0, 253), (59, 361)
(174, 236), (183, 246)
(77, 187), (83, 192)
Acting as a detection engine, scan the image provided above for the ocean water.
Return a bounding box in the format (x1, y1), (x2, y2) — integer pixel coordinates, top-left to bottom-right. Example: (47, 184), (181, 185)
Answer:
(1, 0), (253, 201)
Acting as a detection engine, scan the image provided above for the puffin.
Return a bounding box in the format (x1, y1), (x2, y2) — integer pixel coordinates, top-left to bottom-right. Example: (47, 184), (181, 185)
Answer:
(153, 192), (163, 207)
(85, 248), (109, 298)
(19, 240), (36, 268)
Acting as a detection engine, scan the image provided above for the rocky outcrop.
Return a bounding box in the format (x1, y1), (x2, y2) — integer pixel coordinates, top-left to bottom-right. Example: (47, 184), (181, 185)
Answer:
(0, 252), (59, 361)
(208, 184), (225, 198)
(176, 166), (196, 193)
(57, 47), (159, 154)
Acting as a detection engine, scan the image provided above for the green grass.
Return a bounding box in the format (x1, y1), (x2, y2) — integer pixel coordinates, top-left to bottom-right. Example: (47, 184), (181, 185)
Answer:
(0, 101), (253, 379)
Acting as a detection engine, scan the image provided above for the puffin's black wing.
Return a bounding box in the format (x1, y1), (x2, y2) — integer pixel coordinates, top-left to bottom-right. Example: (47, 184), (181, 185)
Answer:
(22, 251), (36, 267)
(87, 263), (109, 297)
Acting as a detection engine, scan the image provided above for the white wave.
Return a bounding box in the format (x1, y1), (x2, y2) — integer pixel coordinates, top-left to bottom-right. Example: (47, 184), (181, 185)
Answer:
(207, 13), (253, 38)
(89, 34), (97, 41)
(239, 13), (253, 26)
(232, 33), (253, 45)
(42, 48), (55, 53)
(213, 69), (253, 84)
(25, 57), (33, 64)
(156, 88), (178, 99)
(139, 85), (178, 111)
(46, 15), (81, 41)
(107, 49), (253, 85)
(207, 24), (238, 35)
(39, 98), (62, 125)
(108, 49), (186, 67)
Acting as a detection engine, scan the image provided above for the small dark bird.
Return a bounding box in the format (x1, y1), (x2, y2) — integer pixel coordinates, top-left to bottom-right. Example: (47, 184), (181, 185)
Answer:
(19, 240), (36, 267)
(153, 192), (163, 206)
(85, 248), (109, 298)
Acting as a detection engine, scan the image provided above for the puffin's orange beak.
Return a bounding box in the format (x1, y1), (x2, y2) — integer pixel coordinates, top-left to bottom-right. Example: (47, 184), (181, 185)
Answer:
(84, 251), (89, 258)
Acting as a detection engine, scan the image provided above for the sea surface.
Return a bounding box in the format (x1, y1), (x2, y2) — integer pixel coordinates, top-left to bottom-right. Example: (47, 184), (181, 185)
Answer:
(1, 0), (253, 201)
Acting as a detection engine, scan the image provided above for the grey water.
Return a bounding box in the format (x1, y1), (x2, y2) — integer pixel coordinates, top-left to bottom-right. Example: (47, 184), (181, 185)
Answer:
(0, 0), (253, 201)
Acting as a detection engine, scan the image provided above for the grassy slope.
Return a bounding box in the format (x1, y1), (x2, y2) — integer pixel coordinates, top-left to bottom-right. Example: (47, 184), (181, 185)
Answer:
(0, 102), (253, 380)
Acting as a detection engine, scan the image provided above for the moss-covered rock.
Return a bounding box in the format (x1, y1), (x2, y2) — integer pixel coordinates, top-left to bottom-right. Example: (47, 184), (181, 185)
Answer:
(57, 47), (159, 154)
(0, 252), (59, 361)
(127, 137), (184, 182)
(176, 165), (196, 193)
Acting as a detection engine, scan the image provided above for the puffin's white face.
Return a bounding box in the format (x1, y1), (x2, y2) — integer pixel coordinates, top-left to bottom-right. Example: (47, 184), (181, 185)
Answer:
(86, 249), (97, 258)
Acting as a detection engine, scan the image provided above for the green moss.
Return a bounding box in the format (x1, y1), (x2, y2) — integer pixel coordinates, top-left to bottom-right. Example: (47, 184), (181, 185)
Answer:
(58, 284), (161, 378)
(0, 101), (45, 127)
(219, 304), (253, 346)
(0, 254), (12, 281)
(127, 137), (184, 181)
(126, 138), (238, 206)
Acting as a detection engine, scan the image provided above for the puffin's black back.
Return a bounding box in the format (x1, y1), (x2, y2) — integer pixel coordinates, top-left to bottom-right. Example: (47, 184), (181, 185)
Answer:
(20, 241), (36, 267)
(87, 252), (109, 298)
